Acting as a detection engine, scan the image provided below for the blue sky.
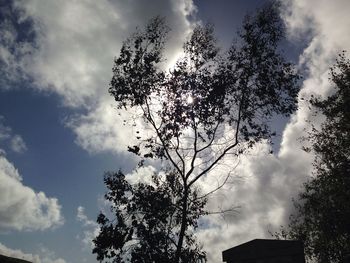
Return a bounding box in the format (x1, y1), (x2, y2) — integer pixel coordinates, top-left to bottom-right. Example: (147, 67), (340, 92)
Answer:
(0, 1), (349, 262)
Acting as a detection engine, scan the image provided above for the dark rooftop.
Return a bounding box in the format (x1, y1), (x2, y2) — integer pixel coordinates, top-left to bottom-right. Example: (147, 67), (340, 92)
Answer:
(0, 254), (32, 263)
(222, 239), (305, 263)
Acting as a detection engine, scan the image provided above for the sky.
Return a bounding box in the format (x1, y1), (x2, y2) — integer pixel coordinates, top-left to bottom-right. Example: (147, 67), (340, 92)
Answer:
(0, 0), (349, 262)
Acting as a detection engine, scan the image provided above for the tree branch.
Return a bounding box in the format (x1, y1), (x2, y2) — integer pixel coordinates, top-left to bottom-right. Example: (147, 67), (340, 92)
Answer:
(188, 89), (244, 188)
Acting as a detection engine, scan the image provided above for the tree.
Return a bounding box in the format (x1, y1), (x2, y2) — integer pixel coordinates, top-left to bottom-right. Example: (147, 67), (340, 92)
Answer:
(276, 53), (350, 263)
(93, 171), (206, 262)
(93, 4), (300, 262)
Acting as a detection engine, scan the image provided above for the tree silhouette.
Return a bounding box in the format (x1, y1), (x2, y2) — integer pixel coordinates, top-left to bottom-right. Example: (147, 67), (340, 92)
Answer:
(93, 171), (206, 262)
(93, 4), (300, 262)
(277, 53), (350, 263)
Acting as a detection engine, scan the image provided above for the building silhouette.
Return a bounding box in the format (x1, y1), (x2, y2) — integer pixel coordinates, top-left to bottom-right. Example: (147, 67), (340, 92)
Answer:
(222, 239), (305, 263)
(0, 254), (32, 263)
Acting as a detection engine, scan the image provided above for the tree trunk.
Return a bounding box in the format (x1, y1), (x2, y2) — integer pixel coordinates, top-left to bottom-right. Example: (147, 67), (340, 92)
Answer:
(175, 188), (188, 263)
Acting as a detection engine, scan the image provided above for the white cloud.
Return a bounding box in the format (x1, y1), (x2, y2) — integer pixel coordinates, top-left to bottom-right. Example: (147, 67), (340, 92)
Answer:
(10, 135), (27, 153)
(0, 118), (63, 231)
(0, 155), (64, 231)
(66, 97), (139, 155)
(6, 0), (196, 108)
(0, 4), (35, 90)
(76, 206), (100, 249)
(0, 117), (11, 141)
(1, 0), (197, 154)
(0, 242), (67, 263)
(0, 116), (27, 154)
(125, 165), (157, 185)
(193, 140), (310, 262)
(37, 246), (68, 263)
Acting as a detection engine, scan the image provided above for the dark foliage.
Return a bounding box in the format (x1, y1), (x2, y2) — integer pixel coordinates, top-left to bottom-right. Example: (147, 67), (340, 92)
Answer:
(94, 3), (300, 262)
(93, 171), (206, 263)
(277, 53), (350, 263)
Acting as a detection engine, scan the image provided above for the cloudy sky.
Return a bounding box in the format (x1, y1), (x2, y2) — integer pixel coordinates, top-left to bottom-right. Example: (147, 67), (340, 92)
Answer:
(0, 0), (349, 262)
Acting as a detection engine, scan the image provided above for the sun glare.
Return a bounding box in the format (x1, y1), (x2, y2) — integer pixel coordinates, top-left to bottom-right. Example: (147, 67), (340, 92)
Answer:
(187, 96), (194, 104)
